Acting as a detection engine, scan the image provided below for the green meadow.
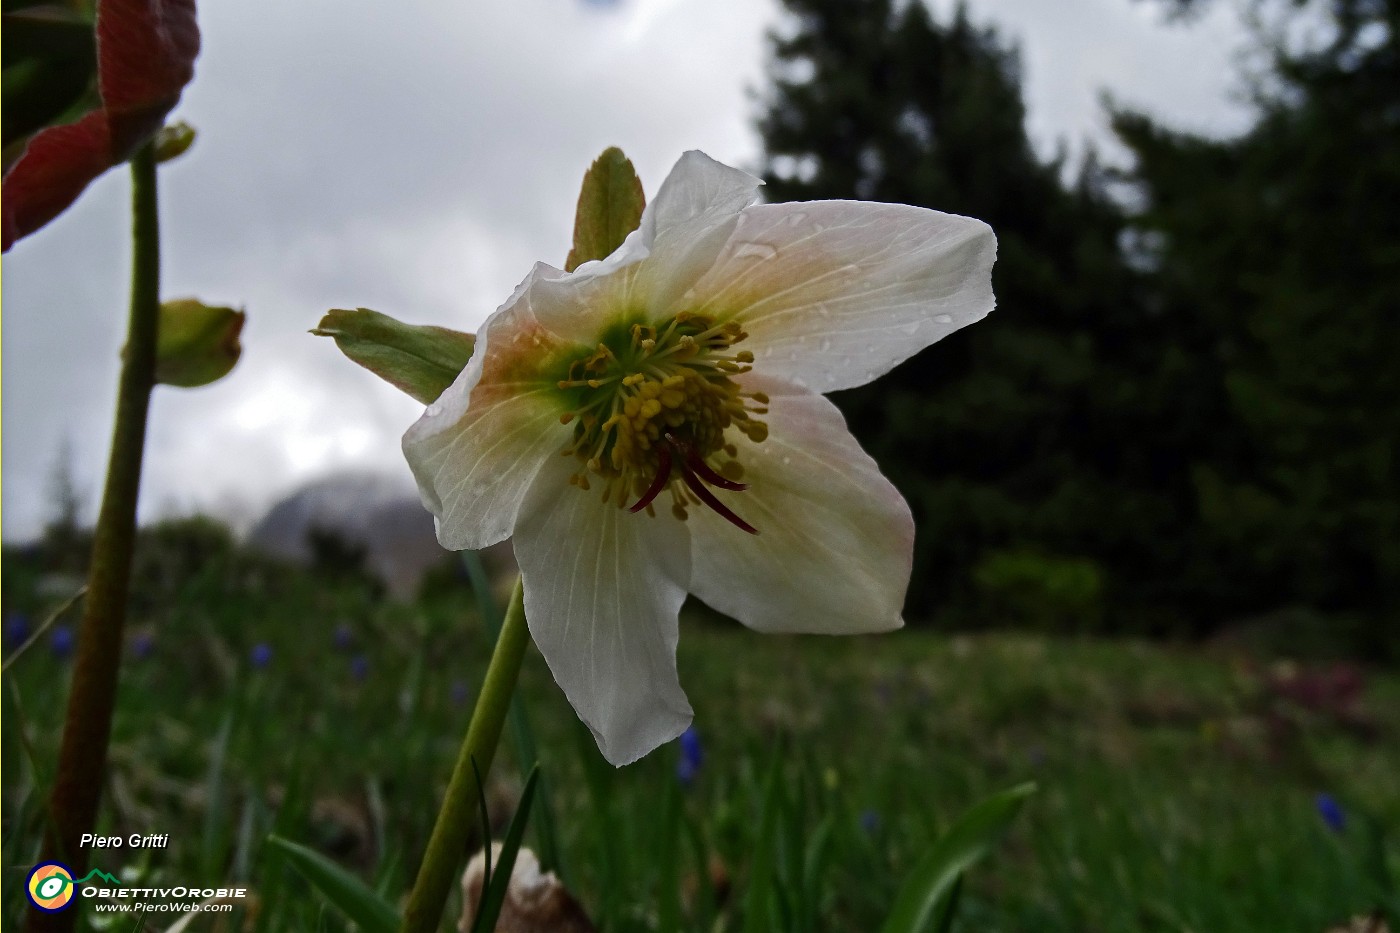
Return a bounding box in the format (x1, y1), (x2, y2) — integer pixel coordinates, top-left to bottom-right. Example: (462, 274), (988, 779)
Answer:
(3, 522), (1396, 931)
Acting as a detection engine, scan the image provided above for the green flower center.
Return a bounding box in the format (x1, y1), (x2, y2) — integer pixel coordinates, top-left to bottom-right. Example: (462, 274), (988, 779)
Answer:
(557, 312), (769, 532)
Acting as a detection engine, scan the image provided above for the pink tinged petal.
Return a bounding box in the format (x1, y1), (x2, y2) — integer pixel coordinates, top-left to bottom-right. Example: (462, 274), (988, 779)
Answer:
(687, 375), (913, 635)
(402, 265), (575, 551)
(686, 200), (997, 393)
(514, 454), (695, 766)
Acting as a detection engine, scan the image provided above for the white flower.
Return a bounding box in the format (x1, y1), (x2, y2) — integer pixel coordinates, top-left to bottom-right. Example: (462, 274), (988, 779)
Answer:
(405, 151), (996, 765)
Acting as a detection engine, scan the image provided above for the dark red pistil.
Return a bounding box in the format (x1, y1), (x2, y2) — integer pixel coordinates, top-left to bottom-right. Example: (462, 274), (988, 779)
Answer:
(628, 434), (758, 535)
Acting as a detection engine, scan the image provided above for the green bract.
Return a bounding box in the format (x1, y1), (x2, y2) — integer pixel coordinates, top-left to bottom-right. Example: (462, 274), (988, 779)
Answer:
(154, 298), (243, 388)
(313, 307), (476, 405)
(565, 146), (646, 273)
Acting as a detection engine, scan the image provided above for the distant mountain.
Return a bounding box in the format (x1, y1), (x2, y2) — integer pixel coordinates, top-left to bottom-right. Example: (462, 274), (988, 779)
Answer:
(247, 472), (452, 598)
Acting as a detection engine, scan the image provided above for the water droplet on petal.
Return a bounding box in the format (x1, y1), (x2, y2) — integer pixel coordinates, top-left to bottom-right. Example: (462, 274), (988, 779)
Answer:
(733, 241), (779, 262)
(901, 321), (921, 335)
(785, 211), (808, 227)
(934, 313), (954, 325)
(782, 456), (793, 465)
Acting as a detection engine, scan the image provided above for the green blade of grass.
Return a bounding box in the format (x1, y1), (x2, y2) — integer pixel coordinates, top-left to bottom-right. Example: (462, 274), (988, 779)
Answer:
(200, 710), (236, 878)
(881, 782), (1037, 933)
(656, 775), (683, 933)
(0, 583), (86, 674)
(799, 813), (836, 932)
(742, 745), (788, 933)
(266, 835), (398, 933)
(471, 766), (541, 933)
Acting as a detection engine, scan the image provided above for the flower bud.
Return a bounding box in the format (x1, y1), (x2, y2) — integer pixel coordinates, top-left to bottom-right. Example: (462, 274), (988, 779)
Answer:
(154, 298), (244, 388)
(154, 121), (197, 163)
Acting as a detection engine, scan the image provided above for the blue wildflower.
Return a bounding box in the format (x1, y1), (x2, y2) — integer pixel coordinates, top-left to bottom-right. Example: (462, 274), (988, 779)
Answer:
(249, 643), (273, 668)
(5, 613), (30, 646)
(859, 810), (881, 834)
(1315, 793), (1346, 832)
(676, 725), (704, 787)
(450, 679), (470, 707)
(350, 655), (370, 682)
(50, 624), (75, 659)
(333, 623), (354, 651)
(131, 631), (155, 660)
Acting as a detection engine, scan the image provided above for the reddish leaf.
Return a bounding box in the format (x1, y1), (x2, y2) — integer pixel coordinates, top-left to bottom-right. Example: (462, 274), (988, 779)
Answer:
(98, 0), (199, 128)
(2, 0), (198, 251)
(1, 110), (113, 249)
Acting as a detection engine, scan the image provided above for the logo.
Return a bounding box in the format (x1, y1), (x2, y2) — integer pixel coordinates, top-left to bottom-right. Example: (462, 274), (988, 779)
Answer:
(25, 863), (123, 912)
(26, 862), (76, 912)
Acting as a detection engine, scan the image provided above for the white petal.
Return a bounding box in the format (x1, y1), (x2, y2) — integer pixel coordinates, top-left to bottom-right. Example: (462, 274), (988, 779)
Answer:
(514, 454), (695, 766)
(402, 264), (575, 550)
(685, 200), (996, 392)
(528, 151), (764, 339)
(639, 151), (764, 315)
(640, 150), (763, 251)
(687, 375), (912, 634)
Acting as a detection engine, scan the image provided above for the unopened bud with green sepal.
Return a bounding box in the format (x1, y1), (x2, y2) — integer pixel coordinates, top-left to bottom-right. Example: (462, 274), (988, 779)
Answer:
(154, 121), (196, 163)
(154, 299), (245, 388)
(313, 308), (475, 405)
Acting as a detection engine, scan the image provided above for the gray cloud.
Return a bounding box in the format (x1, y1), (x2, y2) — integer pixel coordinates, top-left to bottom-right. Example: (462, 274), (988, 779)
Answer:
(1, 0), (1249, 539)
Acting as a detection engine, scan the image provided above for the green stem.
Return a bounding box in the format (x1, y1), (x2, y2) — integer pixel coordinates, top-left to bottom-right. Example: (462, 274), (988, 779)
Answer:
(28, 143), (161, 933)
(400, 577), (530, 933)
(463, 553), (567, 886)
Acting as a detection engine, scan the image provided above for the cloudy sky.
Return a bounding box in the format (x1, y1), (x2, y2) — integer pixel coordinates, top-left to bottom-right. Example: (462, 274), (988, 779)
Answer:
(1, 0), (1253, 541)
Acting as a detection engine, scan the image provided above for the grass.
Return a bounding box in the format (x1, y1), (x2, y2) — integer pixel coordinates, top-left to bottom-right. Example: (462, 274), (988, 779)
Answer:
(2, 533), (1397, 931)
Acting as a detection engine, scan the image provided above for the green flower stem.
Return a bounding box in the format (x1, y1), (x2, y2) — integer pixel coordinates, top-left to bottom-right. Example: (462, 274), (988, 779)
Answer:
(463, 553), (568, 886)
(400, 577), (530, 933)
(28, 142), (161, 933)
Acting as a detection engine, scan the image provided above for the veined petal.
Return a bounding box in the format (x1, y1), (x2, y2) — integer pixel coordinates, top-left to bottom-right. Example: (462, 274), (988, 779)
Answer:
(687, 374), (913, 634)
(640, 150), (763, 254)
(529, 151), (764, 340)
(639, 151), (765, 317)
(514, 454), (694, 766)
(402, 263), (575, 551)
(685, 200), (996, 393)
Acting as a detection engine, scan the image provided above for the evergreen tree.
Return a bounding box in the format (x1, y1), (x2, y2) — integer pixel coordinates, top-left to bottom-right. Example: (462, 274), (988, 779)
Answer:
(757, 0), (1398, 648)
(758, 0), (1207, 629)
(1113, 0), (1400, 631)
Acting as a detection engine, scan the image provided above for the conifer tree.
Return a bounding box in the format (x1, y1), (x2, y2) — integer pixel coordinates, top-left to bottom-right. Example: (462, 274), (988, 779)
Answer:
(758, 0), (1196, 627)
(1113, 0), (1400, 634)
